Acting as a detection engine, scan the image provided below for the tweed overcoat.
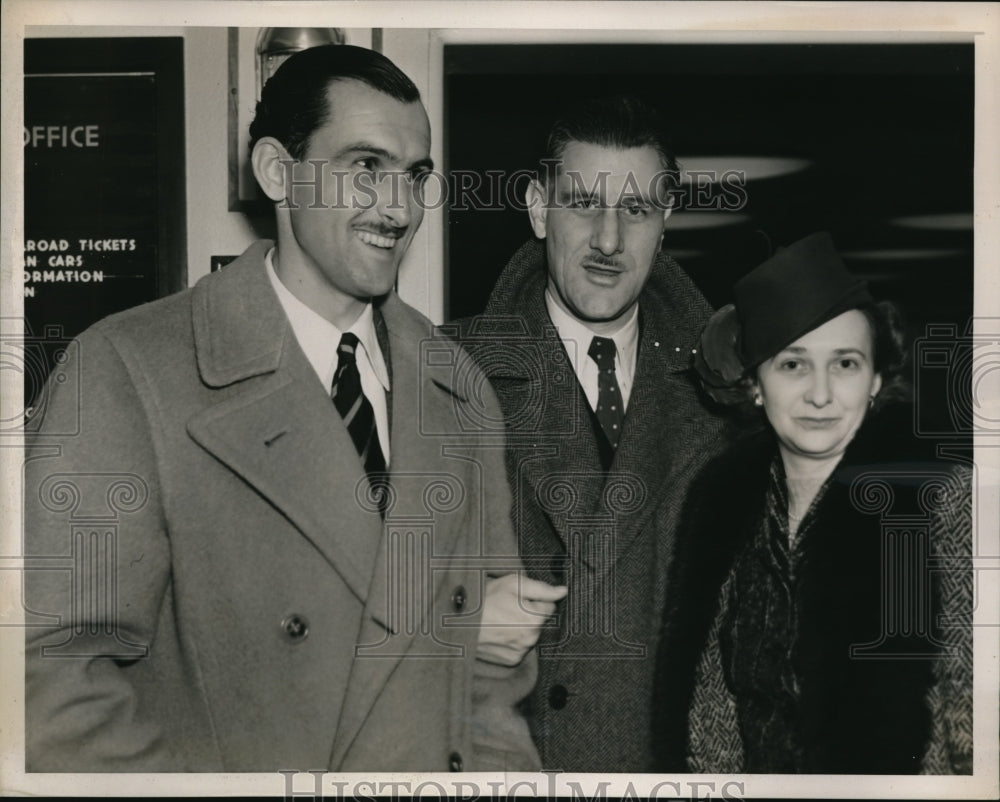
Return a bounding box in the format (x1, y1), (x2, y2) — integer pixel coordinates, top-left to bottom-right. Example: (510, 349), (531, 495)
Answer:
(651, 408), (973, 774)
(454, 239), (727, 772)
(24, 241), (539, 773)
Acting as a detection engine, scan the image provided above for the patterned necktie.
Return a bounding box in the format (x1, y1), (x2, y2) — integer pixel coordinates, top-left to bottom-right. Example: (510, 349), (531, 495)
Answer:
(588, 335), (625, 450)
(332, 333), (387, 510)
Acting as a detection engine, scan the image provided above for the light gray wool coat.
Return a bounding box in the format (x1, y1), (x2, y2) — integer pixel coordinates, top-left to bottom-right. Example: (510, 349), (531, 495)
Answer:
(25, 240), (539, 773)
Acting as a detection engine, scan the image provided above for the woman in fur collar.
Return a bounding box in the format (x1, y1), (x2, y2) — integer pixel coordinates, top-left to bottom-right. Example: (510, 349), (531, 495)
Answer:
(652, 232), (972, 774)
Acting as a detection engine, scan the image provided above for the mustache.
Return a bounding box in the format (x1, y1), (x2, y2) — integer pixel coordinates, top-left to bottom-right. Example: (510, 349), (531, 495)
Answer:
(583, 254), (623, 270)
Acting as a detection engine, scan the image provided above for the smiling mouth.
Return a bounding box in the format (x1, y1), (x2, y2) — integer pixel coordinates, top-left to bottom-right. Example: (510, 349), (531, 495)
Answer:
(356, 230), (400, 249)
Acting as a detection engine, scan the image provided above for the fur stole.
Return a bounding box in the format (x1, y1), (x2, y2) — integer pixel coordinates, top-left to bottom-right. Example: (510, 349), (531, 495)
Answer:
(652, 405), (955, 773)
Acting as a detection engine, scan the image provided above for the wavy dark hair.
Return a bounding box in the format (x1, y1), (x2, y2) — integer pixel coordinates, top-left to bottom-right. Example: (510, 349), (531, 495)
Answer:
(858, 300), (910, 410)
(538, 95), (679, 187)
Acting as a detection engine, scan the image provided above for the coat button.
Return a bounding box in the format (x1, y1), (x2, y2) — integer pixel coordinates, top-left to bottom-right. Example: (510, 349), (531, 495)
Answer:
(448, 751), (464, 772)
(281, 614), (309, 641)
(548, 684), (569, 710)
(451, 585), (467, 612)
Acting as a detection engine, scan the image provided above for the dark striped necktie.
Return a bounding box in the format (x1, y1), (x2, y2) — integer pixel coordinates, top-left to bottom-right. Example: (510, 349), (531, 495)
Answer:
(588, 335), (625, 450)
(332, 333), (387, 510)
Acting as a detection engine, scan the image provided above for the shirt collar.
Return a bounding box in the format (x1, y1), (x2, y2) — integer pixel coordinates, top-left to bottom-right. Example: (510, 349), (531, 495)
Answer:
(265, 247), (390, 392)
(543, 287), (640, 374)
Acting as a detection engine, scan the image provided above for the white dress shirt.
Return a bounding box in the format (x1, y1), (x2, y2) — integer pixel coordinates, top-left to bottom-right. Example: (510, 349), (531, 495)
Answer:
(265, 248), (391, 464)
(544, 289), (639, 413)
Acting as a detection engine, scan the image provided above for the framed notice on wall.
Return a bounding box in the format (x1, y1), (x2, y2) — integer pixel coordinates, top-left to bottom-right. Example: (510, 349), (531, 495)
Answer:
(23, 37), (186, 410)
(227, 27), (378, 212)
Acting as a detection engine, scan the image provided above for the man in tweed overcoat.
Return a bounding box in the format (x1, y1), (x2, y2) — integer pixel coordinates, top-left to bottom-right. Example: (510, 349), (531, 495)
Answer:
(457, 97), (727, 771)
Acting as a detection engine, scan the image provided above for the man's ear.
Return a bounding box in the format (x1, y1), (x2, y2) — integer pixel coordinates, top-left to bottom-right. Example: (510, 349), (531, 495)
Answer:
(525, 179), (549, 239)
(251, 137), (291, 203)
(661, 201), (673, 226)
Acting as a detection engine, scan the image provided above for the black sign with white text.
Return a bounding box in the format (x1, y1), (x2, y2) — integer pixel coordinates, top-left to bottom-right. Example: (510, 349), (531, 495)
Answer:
(23, 38), (186, 409)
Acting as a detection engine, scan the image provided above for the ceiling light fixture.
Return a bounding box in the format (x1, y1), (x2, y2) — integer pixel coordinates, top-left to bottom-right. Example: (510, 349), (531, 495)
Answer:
(888, 213), (973, 231)
(841, 248), (968, 261)
(679, 156), (811, 183)
(666, 212), (751, 230)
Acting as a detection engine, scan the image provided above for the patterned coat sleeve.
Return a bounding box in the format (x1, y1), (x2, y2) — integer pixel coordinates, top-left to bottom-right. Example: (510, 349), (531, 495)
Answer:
(685, 574), (744, 773)
(921, 465), (974, 774)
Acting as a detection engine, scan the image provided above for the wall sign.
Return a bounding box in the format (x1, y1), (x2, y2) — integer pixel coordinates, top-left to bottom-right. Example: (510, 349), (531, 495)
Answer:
(23, 38), (186, 413)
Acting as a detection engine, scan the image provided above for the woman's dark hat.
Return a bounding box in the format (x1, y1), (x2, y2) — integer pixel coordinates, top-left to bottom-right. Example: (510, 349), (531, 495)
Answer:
(695, 231), (873, 404)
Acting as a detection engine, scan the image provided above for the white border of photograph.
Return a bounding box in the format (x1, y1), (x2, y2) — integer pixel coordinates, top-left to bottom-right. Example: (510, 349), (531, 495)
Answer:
(1, 2), (997, 799)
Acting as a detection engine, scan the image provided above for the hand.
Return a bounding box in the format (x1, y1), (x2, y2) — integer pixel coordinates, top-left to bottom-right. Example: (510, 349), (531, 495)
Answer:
(477, 574), (568, 666)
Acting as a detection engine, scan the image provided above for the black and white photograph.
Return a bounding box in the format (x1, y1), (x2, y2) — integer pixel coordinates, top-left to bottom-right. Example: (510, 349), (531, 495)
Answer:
(1, 1), (997, 798)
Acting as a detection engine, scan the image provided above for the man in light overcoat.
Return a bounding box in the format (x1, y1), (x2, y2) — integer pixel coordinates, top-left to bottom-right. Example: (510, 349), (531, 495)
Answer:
(24, 45), (540, 773)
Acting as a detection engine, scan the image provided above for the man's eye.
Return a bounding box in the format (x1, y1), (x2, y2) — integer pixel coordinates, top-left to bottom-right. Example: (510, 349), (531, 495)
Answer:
(622, 202), (650, 217)
(356, 157), (377, 172)
(570, 197), (597, 209)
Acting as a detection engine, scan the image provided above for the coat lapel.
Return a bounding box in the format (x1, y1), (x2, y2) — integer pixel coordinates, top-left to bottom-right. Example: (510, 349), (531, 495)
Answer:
(505, 347), (607, 553)
(476, 238), (715, 569)
(329, 293), (467, 768)
(606, 305), (706, 562)
(185, 243), (482, 768)
(185, 241), (382, 603)
(474, 270), (606, 553)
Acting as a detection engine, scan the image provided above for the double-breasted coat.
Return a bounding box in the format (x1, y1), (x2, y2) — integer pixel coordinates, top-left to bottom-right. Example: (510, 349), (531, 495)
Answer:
(24, 241), (538, 772)
(454, 240), (726, 772)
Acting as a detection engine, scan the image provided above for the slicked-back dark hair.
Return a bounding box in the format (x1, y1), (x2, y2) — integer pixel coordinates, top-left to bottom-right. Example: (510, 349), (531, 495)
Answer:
(539, 95), (679, 183)
(248, 44), (421, 160)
